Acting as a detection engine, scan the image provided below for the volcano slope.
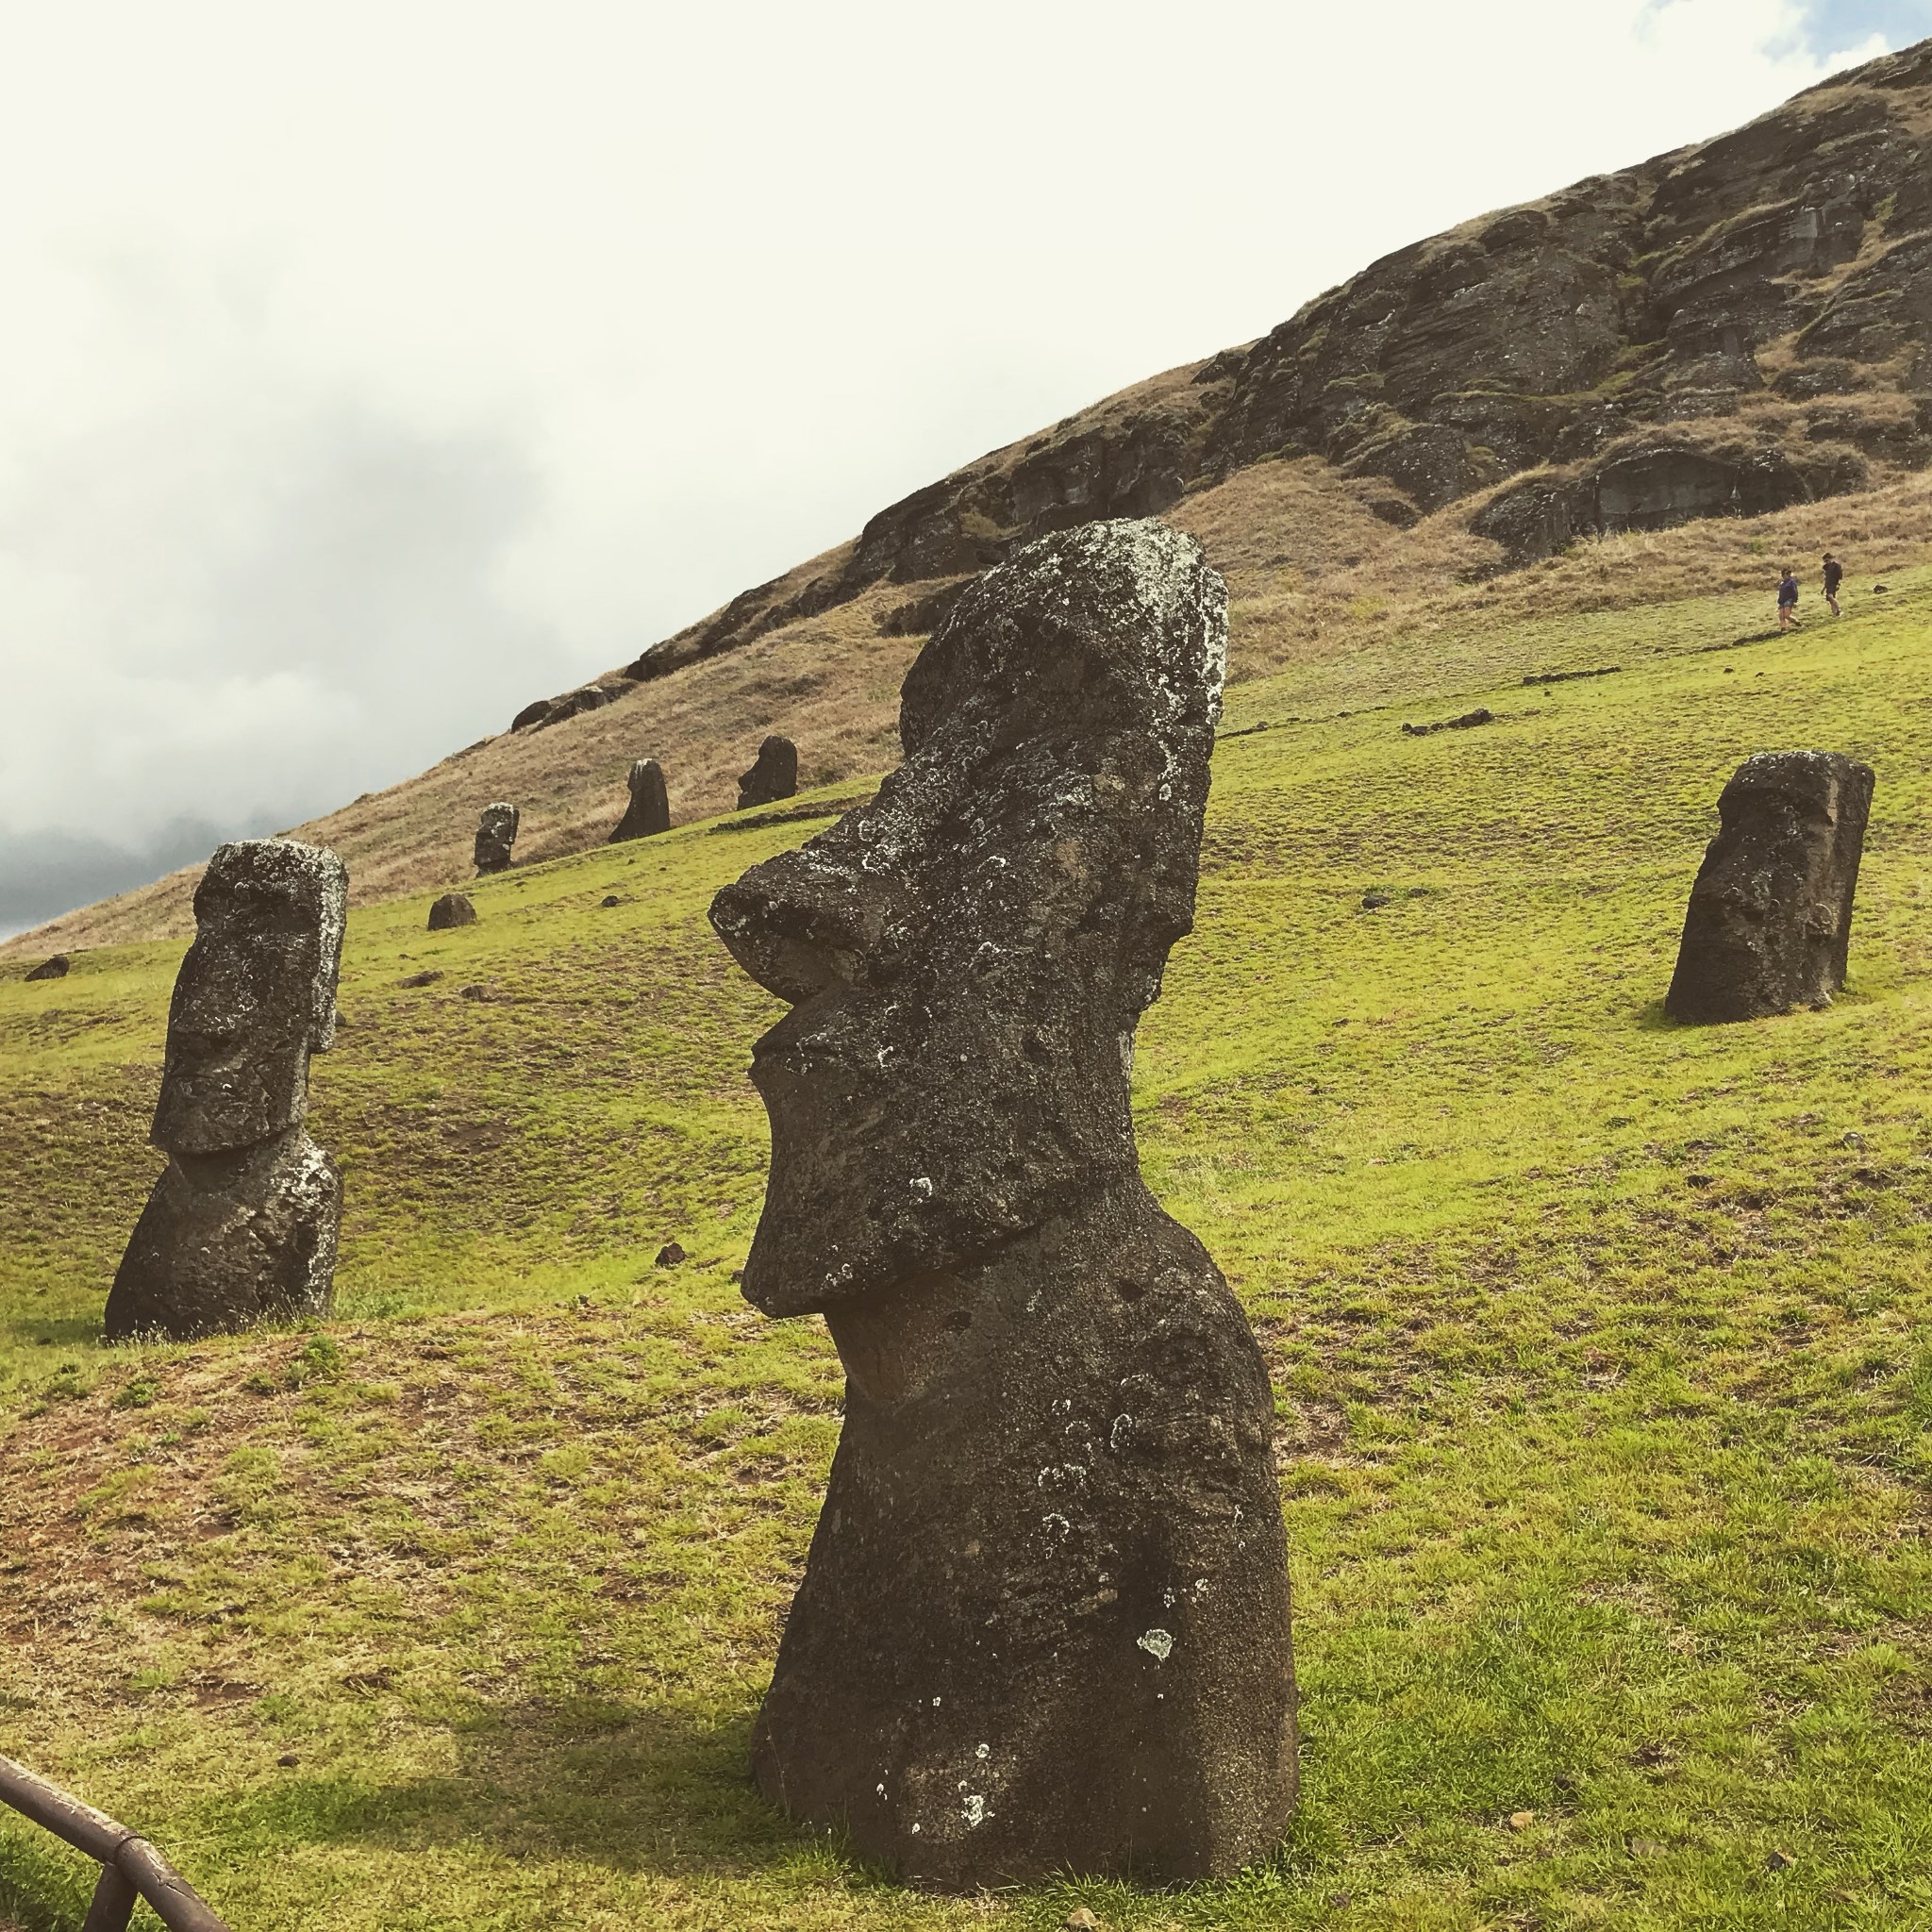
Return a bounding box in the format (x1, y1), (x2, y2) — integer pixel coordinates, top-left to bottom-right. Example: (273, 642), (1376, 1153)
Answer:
(12, 35), (1932, 963)
(6, 546), (1932, 1930)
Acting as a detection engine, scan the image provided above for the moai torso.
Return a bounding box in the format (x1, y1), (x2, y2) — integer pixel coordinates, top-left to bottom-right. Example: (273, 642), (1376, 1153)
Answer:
(106, 840), (347, 1341)
(608, 758), (671, 842)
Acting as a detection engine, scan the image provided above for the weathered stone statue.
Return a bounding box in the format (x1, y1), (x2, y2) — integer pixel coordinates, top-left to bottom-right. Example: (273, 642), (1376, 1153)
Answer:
(105, 840), (347, 1341)
(736, 735), (798, 809)
(1667, 749), (1874, 1024)
(710, 520), (1295, 1888)
(427, 891), (476, 931)
(608, 758), (671, 841)
(475, 803), (519, 875)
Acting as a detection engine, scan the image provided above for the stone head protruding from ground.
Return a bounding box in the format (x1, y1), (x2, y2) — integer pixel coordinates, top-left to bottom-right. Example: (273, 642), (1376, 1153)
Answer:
(106, 840), (348, 1341)
(608, 758), (671, 842)
(475, 803), (520, 875)
(1667, 749), (1874, 1024)
(709, 519), (1296, 1889)
(736, 736), (798, 810)
(428, 892), (476, 931)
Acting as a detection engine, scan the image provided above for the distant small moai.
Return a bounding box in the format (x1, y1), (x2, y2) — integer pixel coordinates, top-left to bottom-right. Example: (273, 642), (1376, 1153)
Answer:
(1667, 749), (1874, 1024)
(427, 892), (476, 931)
(475, 802), (519, 875)
(608, 758), (671, 842)
(105, 840), (347, 1341)
(737, 736), (798, 810)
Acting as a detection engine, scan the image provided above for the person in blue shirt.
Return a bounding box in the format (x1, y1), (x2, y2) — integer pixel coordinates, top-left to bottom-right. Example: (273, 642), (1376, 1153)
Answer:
(1777, 566), (1801, 629)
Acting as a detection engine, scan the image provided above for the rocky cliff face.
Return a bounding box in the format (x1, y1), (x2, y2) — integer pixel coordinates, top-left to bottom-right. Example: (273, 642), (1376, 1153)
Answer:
(607, 38), (1932, 680)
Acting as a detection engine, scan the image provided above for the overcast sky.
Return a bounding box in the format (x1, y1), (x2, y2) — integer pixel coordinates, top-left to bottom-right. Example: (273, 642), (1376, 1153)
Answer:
(0, 0), (1926, 936)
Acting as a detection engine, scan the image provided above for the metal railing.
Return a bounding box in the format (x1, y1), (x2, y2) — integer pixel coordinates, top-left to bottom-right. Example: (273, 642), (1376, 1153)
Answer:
(0, 1755), (229, 1932)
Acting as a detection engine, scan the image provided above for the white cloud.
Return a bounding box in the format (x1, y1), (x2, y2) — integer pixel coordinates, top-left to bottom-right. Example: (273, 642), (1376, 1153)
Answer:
(0, 0), (1912, 921)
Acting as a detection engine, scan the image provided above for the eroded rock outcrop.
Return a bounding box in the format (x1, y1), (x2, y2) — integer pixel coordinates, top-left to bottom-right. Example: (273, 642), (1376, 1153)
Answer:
(608, 758), (671, 841)
(475, 803), (519, 875)
(105, 841), (347, 1341)
(1666, 750), (1874, 1023)
(625, 41), (1932, 676)
(709, 520), (1295, 1888)
(736, 737), (798, 810)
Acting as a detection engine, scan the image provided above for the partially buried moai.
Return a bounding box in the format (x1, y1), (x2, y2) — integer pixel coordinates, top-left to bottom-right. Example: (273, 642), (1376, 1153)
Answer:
(475, 802), (519, 875)
(105, 840), (347, 1341)
(736, 734), (797, 809)
(608, 758), (670, 841)
(1666, 749), (1874, 1024)
(709, 521), (1295, 1888)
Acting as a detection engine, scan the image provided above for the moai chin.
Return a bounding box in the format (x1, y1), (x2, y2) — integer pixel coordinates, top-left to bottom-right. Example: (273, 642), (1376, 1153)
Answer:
(475, 802), (520, 875)
(608, 758), (671, 842)
(709, 521), (1296, 1888)
(736, 735), (798, 810)
(106, 840), (348, 1341)
(1667, 749), (1874, 1024)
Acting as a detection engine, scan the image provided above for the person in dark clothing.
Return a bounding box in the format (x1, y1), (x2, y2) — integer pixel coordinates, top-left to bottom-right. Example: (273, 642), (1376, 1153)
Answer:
(1777, 567), (1801, 629)
(1824, 552), (1844, 617)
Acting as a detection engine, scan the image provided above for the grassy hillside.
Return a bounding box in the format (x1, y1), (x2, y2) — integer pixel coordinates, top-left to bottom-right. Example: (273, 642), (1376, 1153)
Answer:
(9, 466), (1932, 965)
(6, 566), (1932, 1930)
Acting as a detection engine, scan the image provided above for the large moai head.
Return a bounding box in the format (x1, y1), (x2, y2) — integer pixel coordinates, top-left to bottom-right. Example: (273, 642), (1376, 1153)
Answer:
(1667, 749), (1874, 1024)
(736, 735), (799, 811)
(710, 521), (1224, 1318)
(150, 841), (348, 1157)
(475, 802), (520, 875)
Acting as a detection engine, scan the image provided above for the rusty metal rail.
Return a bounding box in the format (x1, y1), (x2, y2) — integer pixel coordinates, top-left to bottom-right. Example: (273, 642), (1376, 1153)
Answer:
(0, 1754), (229, 1932)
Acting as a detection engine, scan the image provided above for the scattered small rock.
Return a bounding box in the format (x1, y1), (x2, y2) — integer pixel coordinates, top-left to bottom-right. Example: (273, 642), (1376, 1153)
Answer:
(1874, 583), (1890, 593)
(1361, 890), (1392, 910)
(276, 1752), (299, 1768)
(458, 985), (488, 1001)
(1402, 707), (1494, 737)
(1063, 1911), (1101, 1932)
(1766, 1849), (1797, 1872)
(399, 970), (444, 990)
(601, 894), (621, 908)
(427, 892), (476, 931)
(1842, 1131), (1865, 1147)
(24, 955), (70, 982)
(1523, 666), (1621, 685)
(1507, 1809), (1536, 1832)
(1627, 1836), (1666, 1858)
(656, 1241), (686, 1267)
(1686, 1173), (1714, 1188)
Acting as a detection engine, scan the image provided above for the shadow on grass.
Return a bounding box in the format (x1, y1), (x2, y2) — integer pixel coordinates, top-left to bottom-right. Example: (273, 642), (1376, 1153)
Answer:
(211, 1696), (848, 1885)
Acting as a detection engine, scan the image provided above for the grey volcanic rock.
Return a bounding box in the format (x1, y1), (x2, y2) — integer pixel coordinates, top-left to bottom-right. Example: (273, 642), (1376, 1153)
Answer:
(511, 683), (620, 733)
(709, 520), (1295, 1888)
(608, 758), (671, 841)
(427, 892), (476, 931)
(24, 955), (70, 981)
(1666, 750), (1874, 1024)
(105, 840), (347, 1341)
(475, 803), (520, 875)
(736, 736), (798, 810)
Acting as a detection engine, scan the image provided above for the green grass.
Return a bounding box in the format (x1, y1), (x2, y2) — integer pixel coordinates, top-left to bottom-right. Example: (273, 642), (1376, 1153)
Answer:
(7, 582), (1932, 1929)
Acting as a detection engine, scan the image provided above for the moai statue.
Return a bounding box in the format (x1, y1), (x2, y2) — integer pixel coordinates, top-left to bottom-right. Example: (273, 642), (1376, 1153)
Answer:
(709, 521), (1295, 1888)
(1667, 750), (1874, 1024)
(475, 803), (520, 875)
(608, 758), (671, 842)
(736, 735), (798, 810)
(105, 840), (348, 1341)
